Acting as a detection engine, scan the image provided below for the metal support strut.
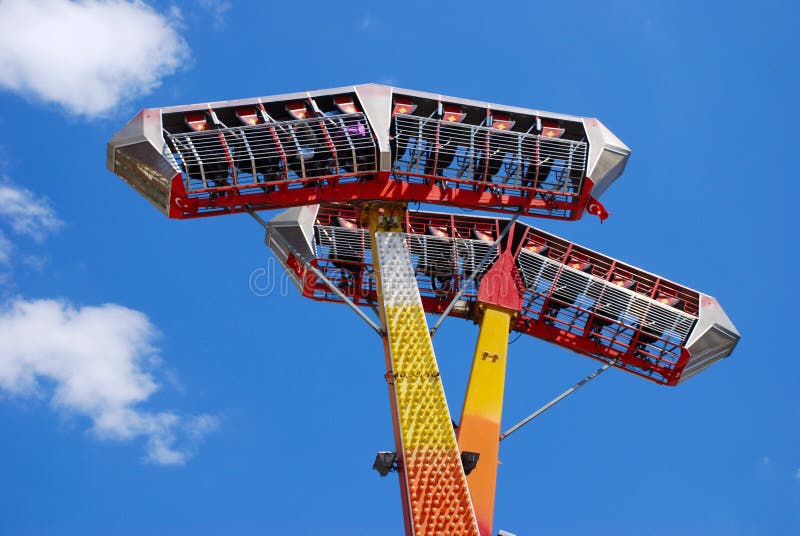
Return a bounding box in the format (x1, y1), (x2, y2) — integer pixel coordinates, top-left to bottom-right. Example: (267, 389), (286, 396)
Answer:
(248, 209), (383, 336)
(499, 360), (616, 441)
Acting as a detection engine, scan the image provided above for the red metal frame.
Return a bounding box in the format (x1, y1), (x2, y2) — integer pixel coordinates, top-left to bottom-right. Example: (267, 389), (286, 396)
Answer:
(159, 91), (605, 221)
(289, 206), (701, 386)
(167, 171), (595, 220)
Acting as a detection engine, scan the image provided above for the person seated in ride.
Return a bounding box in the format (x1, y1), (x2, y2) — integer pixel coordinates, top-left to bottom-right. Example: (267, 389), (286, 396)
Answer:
(543, 256), (591, 326)
(633, 291), (682, 359)
(285, 101), (334, 186)
(422, 104), (465, 179)
(328, 217), (363, 291)
(390, 97), (417, 167)
(234, 107), (282, 185)
(325, 96), (372, 174)
(473, 112), (515, 185)
(180, 111), (232, 197)
(518, 237), (549, 290)
(522, 118), (563, 194)
(418, 225), (455, 296)
(462, 227), (495, 280)
(588, 273), (634, 343)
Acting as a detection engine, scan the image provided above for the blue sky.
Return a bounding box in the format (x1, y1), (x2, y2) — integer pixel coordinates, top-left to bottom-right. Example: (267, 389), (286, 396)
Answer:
(0, 0), (796, 534)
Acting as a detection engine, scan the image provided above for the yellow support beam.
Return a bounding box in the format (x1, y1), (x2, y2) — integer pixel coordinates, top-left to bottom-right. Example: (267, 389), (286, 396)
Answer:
(457, 304), (512, 536)
(366, 204), (480, 536)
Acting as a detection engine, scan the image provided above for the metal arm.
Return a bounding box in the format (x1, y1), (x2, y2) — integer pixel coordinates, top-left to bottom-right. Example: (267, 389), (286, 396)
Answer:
(248, 209), (383, 336)
(499, 360), (616, 441)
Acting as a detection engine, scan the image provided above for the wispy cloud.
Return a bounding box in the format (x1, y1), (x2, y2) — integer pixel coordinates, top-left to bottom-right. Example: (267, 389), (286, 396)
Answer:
(359, 14), (375, 31)
(0, 173), (215, 465)
(795, 468), (800, 481)
(0, 181), (62, 241)
(0, 179), (60, 279)
(0, 0), (189, 118)
(199, 0), (231, 29)
(0, 298), (219, 465)
(0, 231), (12, 265)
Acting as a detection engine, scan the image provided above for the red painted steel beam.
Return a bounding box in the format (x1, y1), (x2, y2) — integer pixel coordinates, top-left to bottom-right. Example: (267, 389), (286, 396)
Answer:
(168, 172), (586, 221)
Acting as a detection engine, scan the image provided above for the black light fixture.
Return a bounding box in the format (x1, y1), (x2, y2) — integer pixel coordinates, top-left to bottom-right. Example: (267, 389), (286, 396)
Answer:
(372, 451), (397, 477)
(460, 451), (480, 476)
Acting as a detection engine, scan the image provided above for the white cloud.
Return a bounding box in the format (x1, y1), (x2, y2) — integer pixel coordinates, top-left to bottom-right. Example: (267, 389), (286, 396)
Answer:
(199, 0), (231, 28)
(0, 182), (62, 241)
(0, 298), (218, 465)
(0, 0), (190, 117)
(21, 254), (49, 272)
(0, 231), (12, 265)
(795, 468), (800, 481)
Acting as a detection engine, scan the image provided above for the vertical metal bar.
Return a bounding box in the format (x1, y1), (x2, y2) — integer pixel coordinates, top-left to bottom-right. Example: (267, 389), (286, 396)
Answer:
(335, 116), (357, 172)
(413, 118), (423, 174)
(239, 127), (257, 180)
(258, 103), (290, 183)
(288, 124), (306, 180)
(215, 130), (238, 185)
(183, 136), (208, 189)
(315, 115), (338, 177)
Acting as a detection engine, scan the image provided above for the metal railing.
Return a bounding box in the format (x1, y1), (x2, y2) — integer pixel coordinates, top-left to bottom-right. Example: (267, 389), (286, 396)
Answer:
(312, 225), (497, 301)
(307, 220), (699, 383)
(165, 113), (377, 192)
(517, 248), (698, 369)
(391, 115), (588, 195)
(312, 225), (697, 345)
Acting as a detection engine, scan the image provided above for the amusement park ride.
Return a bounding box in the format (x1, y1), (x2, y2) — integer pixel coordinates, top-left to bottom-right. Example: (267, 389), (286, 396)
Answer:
(108, 84), (739, 536)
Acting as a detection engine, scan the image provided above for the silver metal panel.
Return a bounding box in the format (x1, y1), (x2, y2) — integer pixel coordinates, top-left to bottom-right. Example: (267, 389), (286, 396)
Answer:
(112, 142), (173, 215)
(122, 109), (163, 146)
(107, 108), (177, 213)
(583, 118), (631, 197)
(264, 204), (320, 293)
(266, 204), (319, 261)
(354, 84), (393, 171)
(108, 108), (170, 163)
(680, 295), (740, 383)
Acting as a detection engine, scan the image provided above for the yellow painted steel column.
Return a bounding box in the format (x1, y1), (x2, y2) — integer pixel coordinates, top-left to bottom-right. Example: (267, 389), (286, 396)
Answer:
(457, 304), (512, 536)
(366, 204), (480, 536)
